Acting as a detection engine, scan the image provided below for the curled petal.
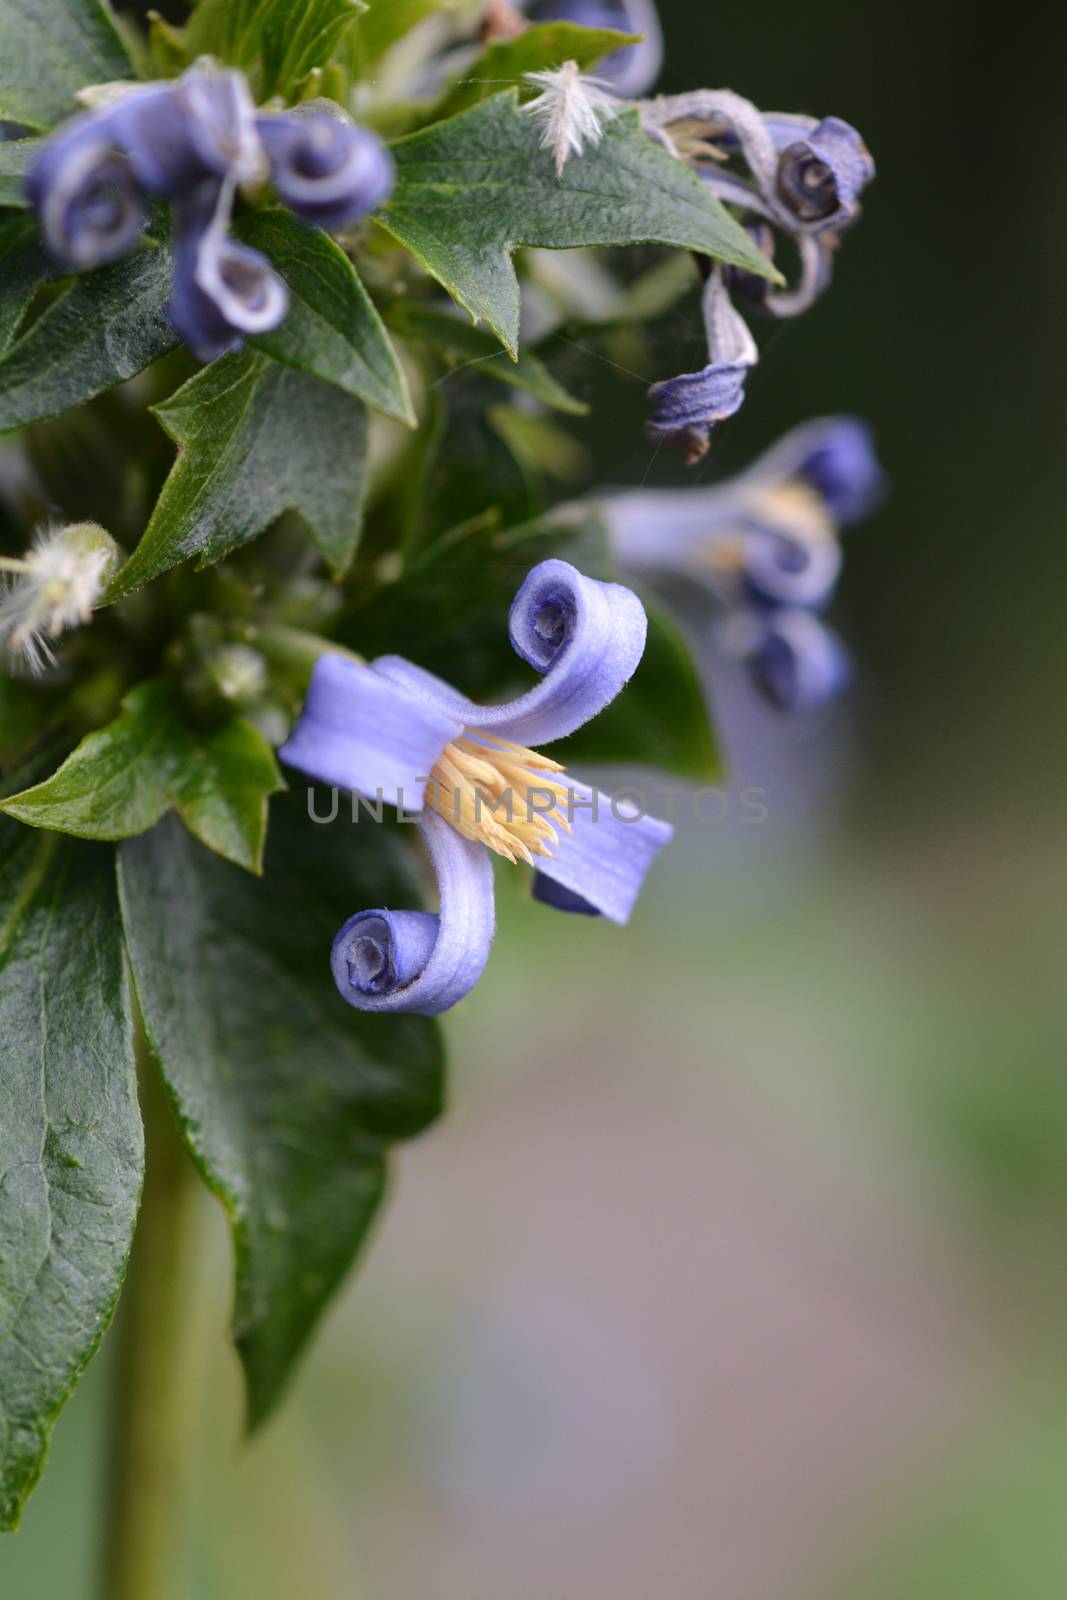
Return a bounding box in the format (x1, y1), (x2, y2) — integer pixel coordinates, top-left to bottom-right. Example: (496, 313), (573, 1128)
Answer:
(744, 416), (885, 525)
(331, 813), (496, 1015)
(257, 113), (394, 231)
(279, 653), (462, 809)
(169, 180), (289, 361)
(372, 558), (648, 748)
(532, 778), (672, 923)
(646, 359), (750, 463)
(742, 528), (842, 610)
(25, 118), (147, 268)
(744, 608), (851, 712)
(525, 0), (663, 96)
(110, 70), (265, 196)
(775, 116), (874, 231)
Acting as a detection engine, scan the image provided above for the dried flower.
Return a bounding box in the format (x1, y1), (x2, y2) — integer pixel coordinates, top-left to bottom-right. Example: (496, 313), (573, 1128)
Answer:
(0, 523), (119, 673)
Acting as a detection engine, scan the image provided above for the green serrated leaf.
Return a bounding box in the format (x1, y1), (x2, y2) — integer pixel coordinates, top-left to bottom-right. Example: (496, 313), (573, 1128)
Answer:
(377, 93), (781, 359)
(0, 237), (177, 435)
(0, 212), (52, 358)
(0, 0), (132, 130)
(553, 597), (722, 781)
(106, 350), (369, 599)
(118, 791), (444, 1429)
(186, 0), (363, 100)
(0, 140), (40, 209)
(0, 681), (285, 872)
(237, 210), (414, 424)
(387, 298), (587, 415)
(0, 823), (141, 1531)
(434, 21), (638, 121)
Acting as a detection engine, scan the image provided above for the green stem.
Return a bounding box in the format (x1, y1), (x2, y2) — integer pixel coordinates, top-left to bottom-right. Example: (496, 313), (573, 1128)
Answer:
(101, 1058), (201, 1600)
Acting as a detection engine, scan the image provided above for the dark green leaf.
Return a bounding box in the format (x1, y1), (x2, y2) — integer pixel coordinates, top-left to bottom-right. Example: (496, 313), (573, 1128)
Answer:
(0, 0), (132, 130)
(0, 823), (141, 1531)
(377, 93), (781, 358)
(0, 140), (40, 209)
(0, 680), (284, 872)
(0, 213), (53, 357)
(387, 299), (588, 415)
(106, 350), (368, 598)
(0, 238), (177, 435)
(186, 0), (363, 100)
(238, 210), (414, 424)
(553, 598), (722, 781)
(118, 792), (444, 1428)
(434, 21), (638, 121)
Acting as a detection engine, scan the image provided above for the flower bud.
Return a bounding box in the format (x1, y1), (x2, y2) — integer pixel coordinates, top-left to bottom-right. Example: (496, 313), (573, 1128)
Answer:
(257, 113), (394, 231)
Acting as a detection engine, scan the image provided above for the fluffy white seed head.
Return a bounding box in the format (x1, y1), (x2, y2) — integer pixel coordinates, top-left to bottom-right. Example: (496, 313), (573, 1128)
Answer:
(0, 522), (119, 673)
(522, 61), (618, 179)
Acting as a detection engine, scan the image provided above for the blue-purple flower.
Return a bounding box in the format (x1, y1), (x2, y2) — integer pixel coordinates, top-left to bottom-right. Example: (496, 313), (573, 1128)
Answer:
(24, 65), (394, 363)
(525, 0), (663, 97)
(603, 416), (883, 711)
(257, 112), (394, 231)
(279, 560), (673, 1015)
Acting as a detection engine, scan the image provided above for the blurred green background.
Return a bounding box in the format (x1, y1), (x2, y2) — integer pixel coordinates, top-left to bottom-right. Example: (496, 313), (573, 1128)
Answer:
(5, 1), (1067, 1595)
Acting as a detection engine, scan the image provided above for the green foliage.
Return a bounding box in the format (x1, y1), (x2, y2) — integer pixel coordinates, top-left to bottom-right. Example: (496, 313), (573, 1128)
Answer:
(118, 794), (444, 1428)
(387, 298), (588, 414)
(0, 141), (39, 210)
(434, 21), (638, 120)
(378, 92), (780, 358)
(0, 213), (52, 357)
(184, 0), (364, 101)
(106, 351), (369, 598)
(238, 210), (414, 424)
(0, 821), (141, 1531)
(0, 239), (176, 435)
(0, 681), (284, 872)
(0, 0), (131, 130)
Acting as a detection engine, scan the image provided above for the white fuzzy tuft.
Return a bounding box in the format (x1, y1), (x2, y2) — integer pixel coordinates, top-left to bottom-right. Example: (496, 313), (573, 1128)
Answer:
(522, 61), (618, 179)
(0, 522), (118, 673)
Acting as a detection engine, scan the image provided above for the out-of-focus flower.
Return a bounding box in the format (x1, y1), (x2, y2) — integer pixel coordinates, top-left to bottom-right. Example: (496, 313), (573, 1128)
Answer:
(257, 112), (395, 230)
(108, 71), (266, 196)
(0, 522), (118, 673)
(524, 0), (663, 97)
(170, 180), (289, 363)
(522, 60), (618, 177)
(646, 267), (758, 462)
(25, 118), (148, 268)
(280, 560), (672, 1014)
(602, 416), (883, 711)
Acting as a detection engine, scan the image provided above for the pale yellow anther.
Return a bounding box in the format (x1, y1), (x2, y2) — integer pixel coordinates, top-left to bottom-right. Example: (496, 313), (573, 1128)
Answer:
(426, 729), (572, 865)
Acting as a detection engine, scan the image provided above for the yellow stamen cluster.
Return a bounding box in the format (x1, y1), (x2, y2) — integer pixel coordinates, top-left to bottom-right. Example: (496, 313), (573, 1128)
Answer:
(697, 479), (834, 577)
(426, 730), (572, 866)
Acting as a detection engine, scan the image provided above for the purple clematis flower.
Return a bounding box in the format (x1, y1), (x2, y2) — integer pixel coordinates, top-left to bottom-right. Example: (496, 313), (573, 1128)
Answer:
(108, 69), (266, 196)
(524, 0), (664, 97)
(646, 267), (757, 462)
(279, 560), (673, 1015)
(601, 416), (883, 711)
(770, 114), (874, 232)
(169, 180), (289, 362)
(257, 112), (395, 231)
(24, 117), (148, 268)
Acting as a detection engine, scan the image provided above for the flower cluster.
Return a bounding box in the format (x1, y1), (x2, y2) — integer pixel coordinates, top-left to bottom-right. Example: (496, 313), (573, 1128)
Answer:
(602, 417), (885, 712)
(280, 560), (672, 1014)
(25, 66), (394, 361)
(638, 85), (874, 458)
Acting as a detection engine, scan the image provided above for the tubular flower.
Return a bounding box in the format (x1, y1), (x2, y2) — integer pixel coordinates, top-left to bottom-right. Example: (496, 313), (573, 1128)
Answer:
(524, 0), (664, 97)
(0, 522), (119, 673)
(602, 417), (884, 711)
(24, 65), (393, 361)
(279, 560), (673, 1015)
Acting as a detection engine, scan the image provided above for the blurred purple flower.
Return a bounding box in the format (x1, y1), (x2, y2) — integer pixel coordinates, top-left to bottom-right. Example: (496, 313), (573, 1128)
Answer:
(169, 180), (289, 362)
(257, 112), (395, 230)
(525, 0), (663, 96)
(280, 560), (672, 1014)
(25, 118), (147, 268)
